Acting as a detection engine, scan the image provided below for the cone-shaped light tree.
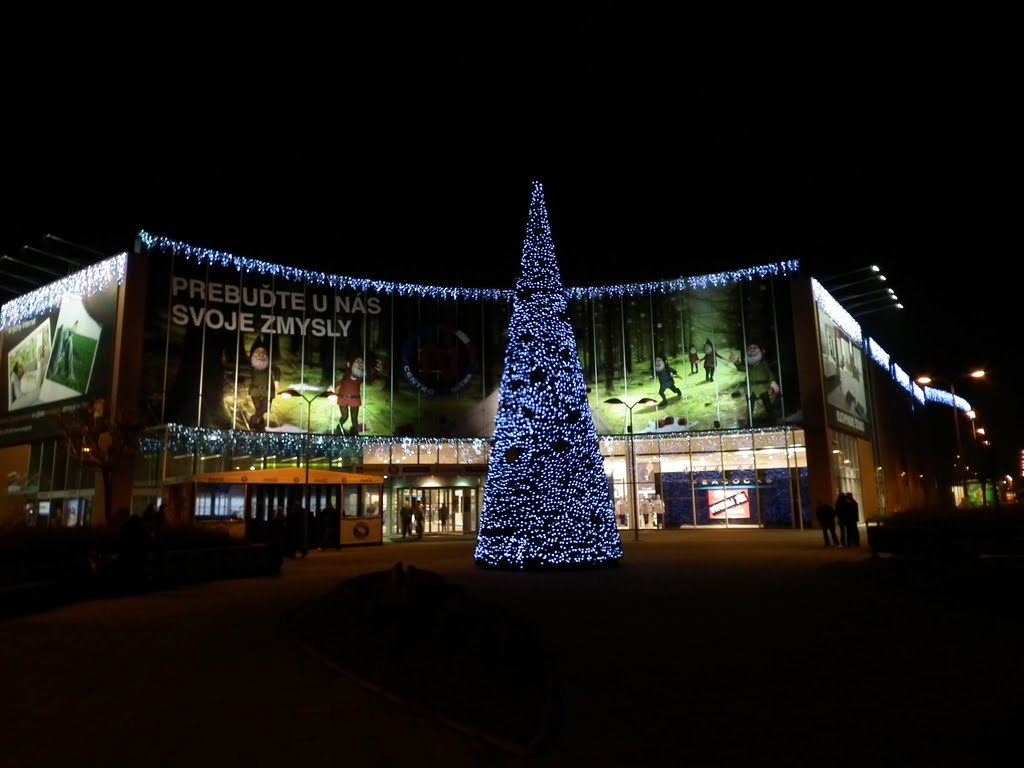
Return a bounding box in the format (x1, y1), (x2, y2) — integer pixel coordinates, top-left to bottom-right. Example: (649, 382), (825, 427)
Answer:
(474, 182), (624, 570)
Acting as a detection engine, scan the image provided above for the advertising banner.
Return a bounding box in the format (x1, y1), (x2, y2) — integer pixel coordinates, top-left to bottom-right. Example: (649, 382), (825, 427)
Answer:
(817, 303), (871, 437)
(140, 252), (503, 438)
(0, 272), (120, 445)
(135, 248), (802, 439)
(0, 248), (801, 445)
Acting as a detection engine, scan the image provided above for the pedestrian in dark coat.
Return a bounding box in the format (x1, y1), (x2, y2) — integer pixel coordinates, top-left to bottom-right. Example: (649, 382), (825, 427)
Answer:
(836, 492), (859, 547)
(844, 492), (860, 547)
(816, 500), (840, 546)
(320, 501), (340, 550)
(288, 501), (308, 558)
(400, 500), (413, 538)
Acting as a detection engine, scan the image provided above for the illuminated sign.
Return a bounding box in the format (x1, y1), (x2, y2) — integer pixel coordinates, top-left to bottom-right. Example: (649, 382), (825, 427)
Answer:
(708, 488), (751, 520)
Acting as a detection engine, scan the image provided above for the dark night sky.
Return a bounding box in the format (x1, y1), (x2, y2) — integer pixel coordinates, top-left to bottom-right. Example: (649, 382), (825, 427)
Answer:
(2, 5), (1021, 473)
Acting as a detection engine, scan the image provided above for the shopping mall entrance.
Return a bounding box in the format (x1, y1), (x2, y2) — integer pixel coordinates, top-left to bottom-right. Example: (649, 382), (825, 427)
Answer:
(389, 485), (479, 537)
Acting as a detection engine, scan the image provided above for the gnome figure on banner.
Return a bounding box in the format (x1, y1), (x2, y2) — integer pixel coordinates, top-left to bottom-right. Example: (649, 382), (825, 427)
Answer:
(729, 341), (781, 426)
(333, 354), (384, 435)
(247, 335), (281, 432)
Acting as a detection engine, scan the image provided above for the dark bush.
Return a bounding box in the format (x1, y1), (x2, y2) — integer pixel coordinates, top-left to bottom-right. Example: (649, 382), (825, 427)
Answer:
(0, 524), (263, 590)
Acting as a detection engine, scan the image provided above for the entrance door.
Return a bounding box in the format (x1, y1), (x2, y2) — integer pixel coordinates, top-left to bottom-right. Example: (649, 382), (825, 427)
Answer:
(392, 486), (478, 535)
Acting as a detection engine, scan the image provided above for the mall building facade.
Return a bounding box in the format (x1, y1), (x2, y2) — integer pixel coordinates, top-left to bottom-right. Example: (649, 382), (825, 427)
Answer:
(0, 231), (965, 540)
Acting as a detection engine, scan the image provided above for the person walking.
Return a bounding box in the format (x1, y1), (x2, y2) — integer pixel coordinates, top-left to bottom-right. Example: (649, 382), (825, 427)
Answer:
(272, 506), (293, 559)
(289, 500), (308, 558)
(438, 502), (450, 532)
(844, 492), (861, 547)
(400, 499), (413, 538)
(320, 500), (340, 550)
(414, 498), (425, 539)
(816, 499), (839, 546)
(835, 492), (852, 547)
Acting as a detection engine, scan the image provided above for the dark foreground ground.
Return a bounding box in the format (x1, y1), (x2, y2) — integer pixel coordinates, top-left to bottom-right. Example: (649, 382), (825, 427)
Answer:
(1, 528), (1021, 768)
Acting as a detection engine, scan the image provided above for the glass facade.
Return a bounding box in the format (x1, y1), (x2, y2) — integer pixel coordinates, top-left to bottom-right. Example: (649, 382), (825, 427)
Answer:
(0, 240), (969, 533)
(18, 424), (809, 533)
(132, 242), (802, 441)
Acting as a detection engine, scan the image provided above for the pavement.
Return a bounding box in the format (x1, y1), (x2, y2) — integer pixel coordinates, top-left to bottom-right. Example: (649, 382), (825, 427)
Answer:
(2, 528), (1023, 768)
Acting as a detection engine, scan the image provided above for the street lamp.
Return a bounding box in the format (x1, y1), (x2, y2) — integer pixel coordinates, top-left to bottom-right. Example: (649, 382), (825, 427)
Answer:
(915, 369), (985, 505)
(826, 269), (887, 297)
(967, 416), (995, 506)
(852, 300), (904, 317)
(818, 264), (881, 288)
(841, 288), (898, 308)
(279, 385), (338, 552)
(605, 396), (657, 541)
(825, 269), (906, 319)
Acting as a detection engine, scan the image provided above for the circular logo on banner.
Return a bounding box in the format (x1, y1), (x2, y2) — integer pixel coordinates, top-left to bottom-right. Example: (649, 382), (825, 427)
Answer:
(401, 324), (480, 397)
(353, 521), (370, 539)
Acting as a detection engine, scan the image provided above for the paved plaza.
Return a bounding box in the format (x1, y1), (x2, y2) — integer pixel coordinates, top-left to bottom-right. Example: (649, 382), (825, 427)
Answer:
(2, 528), (1021, 767)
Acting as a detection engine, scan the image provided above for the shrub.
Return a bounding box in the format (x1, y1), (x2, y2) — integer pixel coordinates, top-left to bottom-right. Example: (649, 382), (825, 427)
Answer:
(0, 524), (250, 588)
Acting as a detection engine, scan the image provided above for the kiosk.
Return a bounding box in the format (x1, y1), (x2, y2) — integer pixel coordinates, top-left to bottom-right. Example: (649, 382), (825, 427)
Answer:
(181, 467), (385, 547)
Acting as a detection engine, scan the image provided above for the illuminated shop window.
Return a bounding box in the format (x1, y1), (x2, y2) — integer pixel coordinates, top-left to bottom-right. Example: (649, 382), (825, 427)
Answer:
(458, 442), (489, 464)
(437, 443), (459, 464)
(361, 444), (391, 464)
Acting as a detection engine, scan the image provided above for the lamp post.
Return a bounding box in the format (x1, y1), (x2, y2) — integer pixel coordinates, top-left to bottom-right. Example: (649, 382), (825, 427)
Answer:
(605, 396), (657, 541)
(279, 386), (338, 553)
(965, 411), (984, 507)
(852, 300), (904, 317)
(915, 370), (985, 506)
(841, 290), (899, 311)
(819, 264), (881, 288)
(973, 423), (993, 507)
(825, 269), (887, 297)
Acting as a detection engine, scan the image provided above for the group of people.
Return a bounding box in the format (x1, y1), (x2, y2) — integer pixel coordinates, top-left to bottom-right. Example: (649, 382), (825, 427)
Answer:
(815, 492), (860, 547)
(399, 498), (424, 539)
(397, 499), (451, 538)
(271, 500), (341, 558)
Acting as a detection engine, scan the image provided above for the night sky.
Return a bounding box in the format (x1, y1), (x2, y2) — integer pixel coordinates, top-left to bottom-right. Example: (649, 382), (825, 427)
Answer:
(2, 6), (1021, 474)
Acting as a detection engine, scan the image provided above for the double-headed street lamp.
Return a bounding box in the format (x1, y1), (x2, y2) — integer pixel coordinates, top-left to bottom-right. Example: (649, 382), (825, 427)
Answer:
(915, 369), (985, 505)
(824, 267), (886, 298)
(842, 289), (902, 313)
(605, 396), (657, 541)
(819, 264), (881, 289)
(279, 385), (338, 551)
(852, 299), (904, 317)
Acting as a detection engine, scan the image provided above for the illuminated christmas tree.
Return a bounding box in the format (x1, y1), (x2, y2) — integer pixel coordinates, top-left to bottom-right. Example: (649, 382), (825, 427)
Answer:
(474, 182), (624, 570)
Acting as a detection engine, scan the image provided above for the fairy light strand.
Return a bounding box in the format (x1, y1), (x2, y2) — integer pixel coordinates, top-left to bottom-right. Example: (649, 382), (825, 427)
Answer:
(474, 181), (624, 570)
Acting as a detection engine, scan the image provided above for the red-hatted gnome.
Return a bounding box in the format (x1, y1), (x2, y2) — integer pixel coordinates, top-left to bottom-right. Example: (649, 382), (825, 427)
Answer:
(333, 355), (384, 435)
(247, 335), (280, 432)
(729, 341), (781, 425)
